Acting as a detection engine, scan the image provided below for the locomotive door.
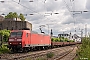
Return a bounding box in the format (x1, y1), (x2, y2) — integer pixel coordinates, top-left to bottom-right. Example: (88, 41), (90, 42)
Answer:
(26, 33), (30, 45)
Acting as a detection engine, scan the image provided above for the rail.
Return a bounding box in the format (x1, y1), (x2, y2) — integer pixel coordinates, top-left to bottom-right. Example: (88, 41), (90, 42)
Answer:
(0, 45), (78, 60)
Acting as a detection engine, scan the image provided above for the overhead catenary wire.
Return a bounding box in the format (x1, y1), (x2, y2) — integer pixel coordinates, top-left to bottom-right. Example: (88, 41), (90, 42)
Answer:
(11, 0), (45, 17)
(63, 0), (75, 22)
(63, 0), (71, 12)
(62, 0), (75, 18)
(71, 0), (76, 33)
(63, 0), (77, 33)
(63, 0), (76, 18)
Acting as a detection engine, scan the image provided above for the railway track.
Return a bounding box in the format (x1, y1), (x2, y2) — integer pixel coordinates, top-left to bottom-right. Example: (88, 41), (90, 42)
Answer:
(0, 45), (78, 60)
(54, 46), (78, 60)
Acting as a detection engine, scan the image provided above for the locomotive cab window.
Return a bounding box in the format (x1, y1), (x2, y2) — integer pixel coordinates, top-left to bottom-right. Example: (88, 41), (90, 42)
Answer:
(10, 31), (22, 37)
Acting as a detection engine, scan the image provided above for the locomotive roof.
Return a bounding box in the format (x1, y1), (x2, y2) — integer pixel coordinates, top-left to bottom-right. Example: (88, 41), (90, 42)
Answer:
(11, 30), (49, 36)
(31, 31), (49, 36)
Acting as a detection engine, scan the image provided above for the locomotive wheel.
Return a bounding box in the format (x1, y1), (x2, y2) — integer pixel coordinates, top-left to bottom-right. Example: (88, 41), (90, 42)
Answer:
(44, 46), (48, 50)
(23, 48), (29, 52)
(18, 48), (23, 53)
(11, 48), (17, 53)
(37, 47), (41, 51)
(40, 46), (44, 50)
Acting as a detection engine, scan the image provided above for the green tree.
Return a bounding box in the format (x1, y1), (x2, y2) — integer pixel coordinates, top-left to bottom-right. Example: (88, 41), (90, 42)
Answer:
(61, 37), (65, 42)
(5, 12), (25, 21)
(19, 13), (25, 21)
(5, 12), (14, 18)
(0, 29), (10, 43)
(64, 38), (69, 42)
(5, 12), (18, 18)
(13, 12), (18, 18)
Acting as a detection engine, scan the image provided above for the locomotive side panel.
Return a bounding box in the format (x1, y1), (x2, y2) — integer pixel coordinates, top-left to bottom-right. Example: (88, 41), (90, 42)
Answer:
(44, 35), (51, 46)
(38, 34), (44, 45)
(30, 33), (51, 47)
(30, 33), (39, 46)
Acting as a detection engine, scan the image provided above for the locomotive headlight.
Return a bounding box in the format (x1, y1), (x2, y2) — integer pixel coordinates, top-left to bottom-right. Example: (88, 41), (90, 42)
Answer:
(17, 39), (22, 41)
(10, 43), (12, 44)
(9, 39), (14, 41)
(19, 43), (21, 44)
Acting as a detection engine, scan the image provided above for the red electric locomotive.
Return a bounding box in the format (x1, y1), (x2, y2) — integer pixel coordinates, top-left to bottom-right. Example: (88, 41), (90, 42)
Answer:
(8, 30), (51, 52)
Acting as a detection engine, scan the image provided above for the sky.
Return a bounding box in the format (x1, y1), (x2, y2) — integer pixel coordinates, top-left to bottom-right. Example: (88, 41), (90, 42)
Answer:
(0, 0), (90, 37)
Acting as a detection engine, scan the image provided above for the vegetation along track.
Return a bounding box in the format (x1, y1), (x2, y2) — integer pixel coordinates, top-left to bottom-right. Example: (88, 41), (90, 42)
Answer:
(0, 45), (78, 60)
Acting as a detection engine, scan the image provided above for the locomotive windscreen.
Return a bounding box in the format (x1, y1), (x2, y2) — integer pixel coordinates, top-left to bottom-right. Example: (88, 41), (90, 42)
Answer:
(10, 32), (22, 37)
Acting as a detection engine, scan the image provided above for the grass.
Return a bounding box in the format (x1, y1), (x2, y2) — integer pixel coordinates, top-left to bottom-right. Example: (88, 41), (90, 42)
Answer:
(46, 52), (54, 58)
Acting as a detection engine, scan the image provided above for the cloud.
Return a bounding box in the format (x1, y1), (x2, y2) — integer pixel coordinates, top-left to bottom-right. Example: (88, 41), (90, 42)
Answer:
(0, 0), (89, 36)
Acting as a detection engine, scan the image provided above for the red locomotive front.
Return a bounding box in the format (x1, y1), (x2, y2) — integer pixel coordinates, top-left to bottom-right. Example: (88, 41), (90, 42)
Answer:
(8, 30), (23, 52)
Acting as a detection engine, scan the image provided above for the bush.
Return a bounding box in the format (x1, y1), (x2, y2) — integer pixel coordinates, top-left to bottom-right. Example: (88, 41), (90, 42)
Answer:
(64, 38), (69, 42)
(3, 35), (9, 42)
(60, 39), (63, 42)
(46, 52), (54, 58)
(69, 40), (75, 42)
(51, 38), (54, 42)
(59, 37), (70, 42)
(0, 29), (10, 42)
(76, 37), (90, 60)
(51, 38), (60, 42)
(0, 44), (10, 54)
(55, 38), (60, 42)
